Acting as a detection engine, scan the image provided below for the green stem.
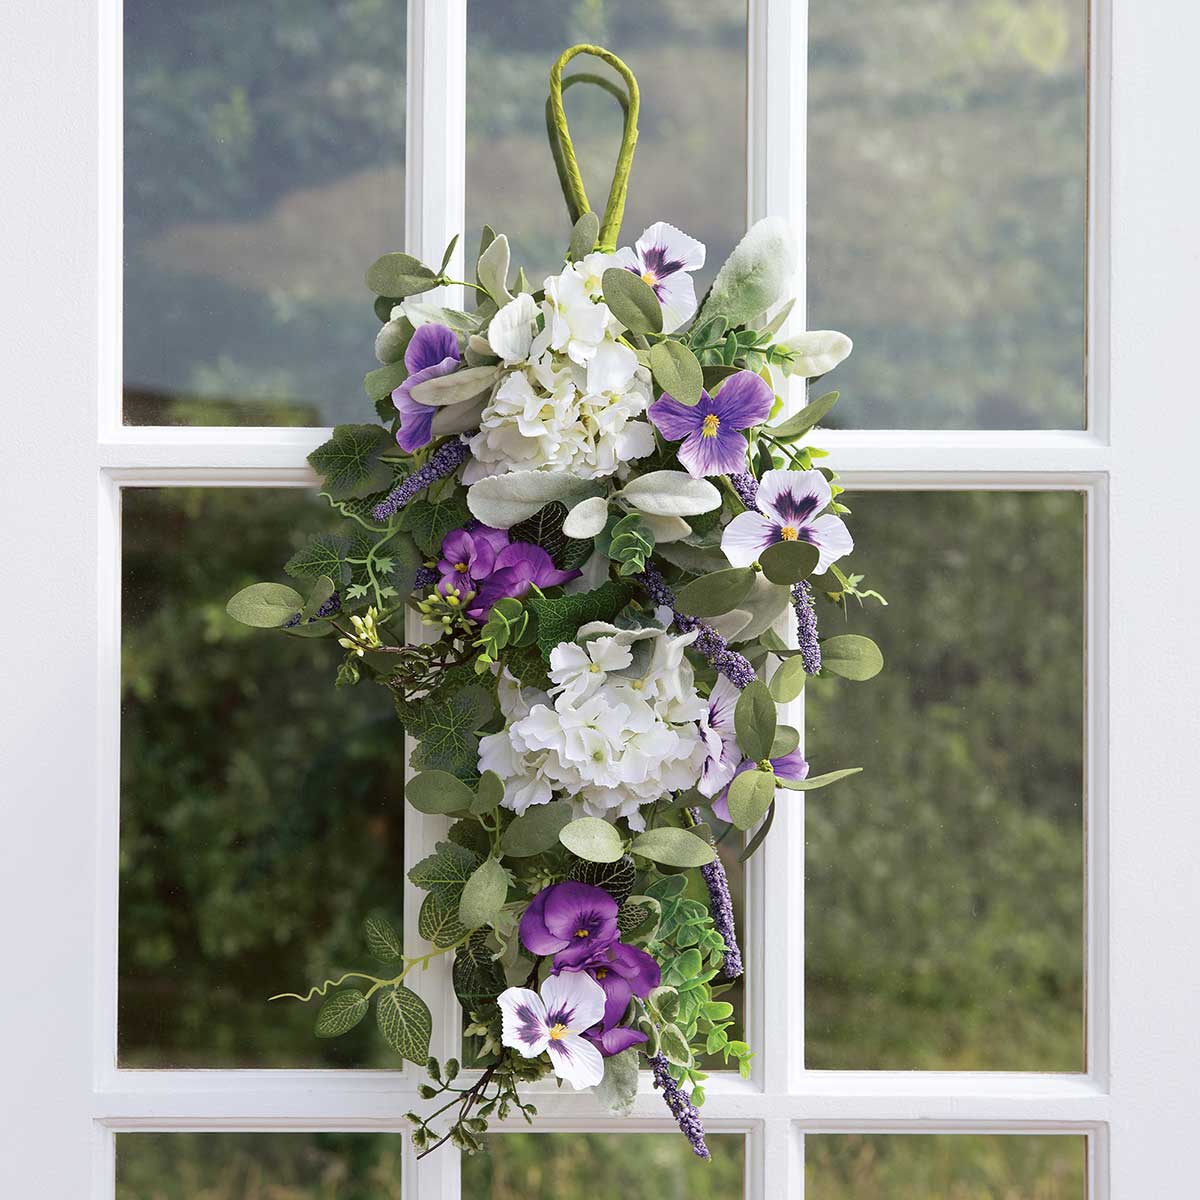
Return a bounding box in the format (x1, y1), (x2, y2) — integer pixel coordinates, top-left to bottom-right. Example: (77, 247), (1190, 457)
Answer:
(546, 44), (640, 251)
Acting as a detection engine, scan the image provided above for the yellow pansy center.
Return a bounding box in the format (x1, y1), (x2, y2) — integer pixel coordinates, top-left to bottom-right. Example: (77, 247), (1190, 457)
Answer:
(595, 967), (609, 980)
(641, 270), (657, 286)
(701, 412), (721, 439)
(780, 525), (799, 541)
(454, 561), (469, 572)
(548, 1023), (569, 1040)
(574, 928), (590, 939)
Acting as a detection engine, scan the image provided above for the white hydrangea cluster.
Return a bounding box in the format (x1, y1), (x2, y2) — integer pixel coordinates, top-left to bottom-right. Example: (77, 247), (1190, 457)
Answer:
(463, 253), (656, 482)
(477, 621), (709, 829)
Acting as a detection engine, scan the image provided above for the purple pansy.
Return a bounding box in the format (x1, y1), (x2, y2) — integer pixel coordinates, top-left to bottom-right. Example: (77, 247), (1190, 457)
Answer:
(392, 323), (461, 453)
(556, 938), (661, 1030)
(518, 881), (619, 969)
(466, 543), (580, 623)
(711, 748), (809, 823)
(436, 525), (508, 595)
(720, 468), (854, 574)
(498, 970), (606, 1089)
(614, 221), (705, 333)
(584, 1022), (649, 1057)
(648, 371), (774, 478)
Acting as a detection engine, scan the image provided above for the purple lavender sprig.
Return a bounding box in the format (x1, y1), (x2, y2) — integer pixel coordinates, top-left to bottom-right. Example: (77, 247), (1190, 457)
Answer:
(726, 471), (759, 512)
(371, 437), (472, 522)
(413, 564), (439, 590)
(687, 807), (743, 981)
(281, 591), (342, 629)
(649, 1053), (710, 1159)
(791, 580), (822, 675)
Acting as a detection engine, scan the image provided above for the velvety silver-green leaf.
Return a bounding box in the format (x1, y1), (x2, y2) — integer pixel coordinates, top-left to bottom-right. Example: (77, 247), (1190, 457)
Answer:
(374, 316), (414, 366)
(775, 767), (864, 791)
(649, 340), (704, 407)
(759, 539), (820, 584)
(468, 471), (603, 529)
(500, 800), (574, 857)
(458, 857), (510, 930)
(602, 267), (663, 335)
(375, 983), (432, 1064)
(777, 330), (853, 378)
(629, 827), (715, 868)
(769, 656), (808, 702)
(820, 634), (884, 681)
(594, 1046), (640, 1116)
(727, 768), (777, 830)
(365, 252), (438, 298)
(559, 816), (625, 864)
(619, 470), (721, 517)
(471, 771), (504, 816)
(674, 566), (756, 618)
(315, 989), (369, 1038)
(568, 212), (601, 262)
(475, 233), (511, 302)
(409, 364), (499, 407)
(407, 770), (475, 814)
(735, 680), (777, 761)
(562, 495), (610, 539)
(364, 913), (402, 962)
(769, 389), (839, 442)
(696, 217), (798, 330)
(226, 582), (303, 629)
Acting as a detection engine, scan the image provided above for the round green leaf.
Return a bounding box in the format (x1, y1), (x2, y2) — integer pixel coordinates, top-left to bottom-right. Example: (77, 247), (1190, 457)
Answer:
(458, 857), (510, 929)
(759, 539), (820, 585)
(315, 989), (369, 1038)
(734, 680), (777, 761)
(602, 267), (663, 335)
(649, 340), (704, 406)
(500, 800), (573, 857)
(726, 768), (777, 830)
(226, 582), (303, 629)
(769, 723), (801, 758)
(769, 656), (808, 703)
(674, 567), (756, 618)
(559, 816), (625, 864)
(407, 770), (475, 814)
(365, 252), (439, 298)
(629, 827), (716, 868)
(820, 634), (884, 681)
(471, 771), (504, 815)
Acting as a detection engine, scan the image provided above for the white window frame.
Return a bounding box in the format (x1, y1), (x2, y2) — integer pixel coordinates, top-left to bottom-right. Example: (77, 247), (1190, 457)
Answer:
(3, 0), (1199, 1194)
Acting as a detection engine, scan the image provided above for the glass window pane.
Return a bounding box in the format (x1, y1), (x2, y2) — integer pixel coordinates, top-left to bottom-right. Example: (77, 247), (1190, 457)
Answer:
(463, 1133), (744, 1197)
(123, 1), (405, 426)
(809, 1), (1087, 428)
(119, 488), (405, 1067)
(806, 1134), (1086, 1198)
(466, 2), (746, 294)
(805, 492), (1085, 1069)
(117, 1133), (403, 1198)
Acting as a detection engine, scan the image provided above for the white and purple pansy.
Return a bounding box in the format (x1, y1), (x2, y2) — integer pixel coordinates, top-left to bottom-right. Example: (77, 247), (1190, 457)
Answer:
(391, 323), (462, 453)
(721, 468), (854, 574)
(498, 970), (607, 1089)
(615, 221), (705, 333)
(648, 370), (774, 478)
(698, 674), (741, 798)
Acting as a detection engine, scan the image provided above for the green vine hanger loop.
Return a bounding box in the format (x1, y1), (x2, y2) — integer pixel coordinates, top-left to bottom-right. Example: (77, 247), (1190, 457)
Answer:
(545, 44), (640, 253)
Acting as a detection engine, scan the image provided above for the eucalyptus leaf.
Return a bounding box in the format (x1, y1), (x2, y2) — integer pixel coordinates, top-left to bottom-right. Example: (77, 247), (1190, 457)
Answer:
(365, 252), (439, 298)
(629, 827), (715, 868)
(602, 267), (663, 335)
(767, 390), (839, 442)
(568, 212), (601, 262)
(701, 364), (742, 392)
(500, 800), (573, 857)
(820, 634), (884, 681)
(559, 817), (625, 864)
(407, 770), (475, 814)
(769, 656), (808, 703)
(226, 582), (302, 629)
(769, 723), (801, 757)
(674, 567), (756, 618)
(731, 576), (793, 643)
(637, 513), (691, 544)
(775, 767), (863, 791)
(471, 771), (504, 816)
(726, 768), (777, 830)
(759, 539), (820, 584)
(409, 365), (499, 407)
(649, 340), (704, 406)
(734, 680), (777, 761)
(458, 858), (510, 929)
(468, 471), (603, 529)
(619, 471), (721, 518)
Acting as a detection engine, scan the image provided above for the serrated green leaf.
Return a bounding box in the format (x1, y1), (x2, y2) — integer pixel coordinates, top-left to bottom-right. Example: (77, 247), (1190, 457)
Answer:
(528, 581), (637, 658)
(649, 340), (704, 406)
(453, 930), (506, 1014)
(364, 913), (402, 962)
(408, 841), (480, 903)
(419, 890), (470, 947)
(401, 492), (471, 558)
(820, 634), (884, 681)
(629, 827), (715, 867)
(559, 817), (624, 863)
(759, 539), (820, 585)
(375, 984), (433, 1064)
(225, 582), (303, 628)
(315, 989), (369, 1038)
(458, 857), (510, 929)
(308, 425), (394, 500)
(602, 267), (663, 335)
(734, 680), (777, 761)
(407, 770), (475, 814)
(285, 534), (351, 585)
(406, 685), (495, 777)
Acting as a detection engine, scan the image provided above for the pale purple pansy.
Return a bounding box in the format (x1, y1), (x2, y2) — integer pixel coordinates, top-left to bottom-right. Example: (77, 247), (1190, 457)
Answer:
(391, 323), (462, 452)
(648, 370), (774, 478)
(614, 221), (705, 333)
(518, 881), (620, 969)
(498, 970), (607, 1089)
(720, 469), (854, 574)
(698, 674), (741, 798)
(710, 748), (809, 823)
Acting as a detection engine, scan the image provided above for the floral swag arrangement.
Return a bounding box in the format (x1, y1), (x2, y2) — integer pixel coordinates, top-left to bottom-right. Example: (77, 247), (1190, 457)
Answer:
(227, 45), (884, 1161)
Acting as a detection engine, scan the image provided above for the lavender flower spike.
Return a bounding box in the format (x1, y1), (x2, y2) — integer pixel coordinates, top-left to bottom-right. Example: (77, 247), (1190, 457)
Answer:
(371, 437), (472, 521)
(726, 470), (760, 512)
(649, 1053), (711, 1160)
(687, 807), (743, 981)
(792, 580), (822, 675)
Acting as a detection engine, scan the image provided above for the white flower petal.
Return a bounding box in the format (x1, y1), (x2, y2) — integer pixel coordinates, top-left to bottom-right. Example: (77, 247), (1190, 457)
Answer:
(755, 468), (832, 528)
(488, 293), (539, 364)
(655, 270), (699, 334)
(635, 221), (706, 272)
(721, 510), (777, 567)
(806, 512), (855, 573)
(586, 339), (638, 393)
(547, 1031), (605, 1089)
(542, 969), (607, 1033)
(498, 987), (550, 1057)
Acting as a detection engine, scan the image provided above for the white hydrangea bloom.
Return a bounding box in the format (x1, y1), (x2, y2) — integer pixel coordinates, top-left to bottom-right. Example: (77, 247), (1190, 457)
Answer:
(480, 625), (709, 829)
